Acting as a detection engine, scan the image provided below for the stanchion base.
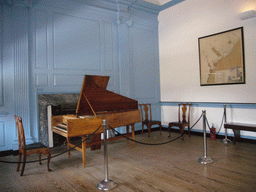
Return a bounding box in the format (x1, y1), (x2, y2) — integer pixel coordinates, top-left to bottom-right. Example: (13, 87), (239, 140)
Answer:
(97, 179), (117, 191)
(198, 156), (214, 164)
(222, 138), (232, 144)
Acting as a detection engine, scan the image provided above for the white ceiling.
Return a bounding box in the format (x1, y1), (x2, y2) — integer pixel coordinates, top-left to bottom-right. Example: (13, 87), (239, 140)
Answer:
(143, 0), (171, 5)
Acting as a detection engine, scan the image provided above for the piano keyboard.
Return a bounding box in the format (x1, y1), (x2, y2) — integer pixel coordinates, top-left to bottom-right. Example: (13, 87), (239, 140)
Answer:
(53, 123), (68, 133)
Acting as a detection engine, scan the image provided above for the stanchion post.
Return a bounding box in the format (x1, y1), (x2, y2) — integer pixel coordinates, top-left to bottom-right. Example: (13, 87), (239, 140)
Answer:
(222, 104), (232, 144)
(97, 119), (117, 190)
(198, 110), (214, 164)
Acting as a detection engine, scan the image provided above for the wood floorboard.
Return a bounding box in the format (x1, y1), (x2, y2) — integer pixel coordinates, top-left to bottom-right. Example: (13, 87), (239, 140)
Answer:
(1, 131), (256, 192)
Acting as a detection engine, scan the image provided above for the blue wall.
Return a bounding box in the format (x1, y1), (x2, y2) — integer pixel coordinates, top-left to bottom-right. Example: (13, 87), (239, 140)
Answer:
(0, 0), (161, 151)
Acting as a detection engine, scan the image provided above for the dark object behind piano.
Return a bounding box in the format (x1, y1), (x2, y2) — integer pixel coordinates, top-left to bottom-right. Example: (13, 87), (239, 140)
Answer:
(51, 103), (77, 116)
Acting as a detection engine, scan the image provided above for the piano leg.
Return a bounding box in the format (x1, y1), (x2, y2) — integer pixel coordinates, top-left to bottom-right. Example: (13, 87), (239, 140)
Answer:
(126, 124), (135, 147)
(82, 135), (86, 167)
(67, 137), (71, 158)
(126, 125), (130, 146)
(131, 124), (135, 148)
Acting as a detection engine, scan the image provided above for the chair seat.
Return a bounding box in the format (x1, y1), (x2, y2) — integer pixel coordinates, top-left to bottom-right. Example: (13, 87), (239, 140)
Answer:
(144, 120), (161, 125)
(26, 142), (49, 150)
(169, 122), (188, 127)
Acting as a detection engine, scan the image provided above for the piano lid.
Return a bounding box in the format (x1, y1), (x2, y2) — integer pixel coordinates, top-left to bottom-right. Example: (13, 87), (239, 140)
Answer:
(76, 75), (138, 116)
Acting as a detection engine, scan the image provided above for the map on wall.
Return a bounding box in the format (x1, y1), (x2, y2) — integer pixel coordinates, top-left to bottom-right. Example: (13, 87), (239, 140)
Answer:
(198, 27), (245, 86)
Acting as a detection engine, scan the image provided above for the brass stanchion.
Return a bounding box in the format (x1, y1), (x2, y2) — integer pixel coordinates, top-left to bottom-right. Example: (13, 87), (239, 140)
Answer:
(198, 110), (214, 164)
(222, 105), (232, 144)
(97, 119), (117, 190)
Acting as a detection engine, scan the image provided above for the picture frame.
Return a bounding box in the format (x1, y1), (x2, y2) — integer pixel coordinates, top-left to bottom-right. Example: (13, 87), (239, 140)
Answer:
(198, 27), (245, 86)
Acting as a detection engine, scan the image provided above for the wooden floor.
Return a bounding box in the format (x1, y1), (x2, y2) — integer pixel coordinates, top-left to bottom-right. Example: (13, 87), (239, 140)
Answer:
(1, 131), (256, 192)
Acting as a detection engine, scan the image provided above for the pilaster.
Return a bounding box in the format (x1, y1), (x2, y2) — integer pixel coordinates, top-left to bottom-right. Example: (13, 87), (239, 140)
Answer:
(12, 5), (32, 143)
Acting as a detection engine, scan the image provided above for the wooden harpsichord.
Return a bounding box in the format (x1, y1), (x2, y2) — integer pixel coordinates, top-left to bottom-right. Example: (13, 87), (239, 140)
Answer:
(51, 75), (141, 167)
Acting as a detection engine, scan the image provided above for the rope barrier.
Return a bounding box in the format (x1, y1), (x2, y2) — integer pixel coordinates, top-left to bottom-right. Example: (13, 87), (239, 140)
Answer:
(110, 113), (203, 146)
(0, 111), (213, 164)
(206, 110), (225, 136)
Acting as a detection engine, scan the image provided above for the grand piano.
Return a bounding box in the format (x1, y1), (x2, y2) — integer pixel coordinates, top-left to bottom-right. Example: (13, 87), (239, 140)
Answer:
(51, 75), (141, 167)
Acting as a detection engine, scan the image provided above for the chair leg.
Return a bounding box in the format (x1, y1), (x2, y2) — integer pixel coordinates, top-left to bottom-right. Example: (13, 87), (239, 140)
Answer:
(160, 124), (162, 135)
(20, 154), (26, 176)
(180, 126), (185, 140)
(168, 125), (171, 138)
(17, 152), (22, 172)
(39, 153), (42, 165)
(148, 125), (151, 137)
(141, 123), (144, 135)
(188, 127), (191, 137)
(47, 153), (52, 172)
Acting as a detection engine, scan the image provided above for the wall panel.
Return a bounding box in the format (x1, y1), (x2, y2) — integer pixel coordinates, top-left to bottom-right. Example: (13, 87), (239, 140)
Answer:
(131, 27), (158, 101)
(53, 74), (84, 86)
(0, 6), (3, 107)
(35, 10), (48, 69)
(0, 122), (5, 147)
(36, 74), (48, 86)
(53, 13), (101, 70)
(104, 22), (114, 72)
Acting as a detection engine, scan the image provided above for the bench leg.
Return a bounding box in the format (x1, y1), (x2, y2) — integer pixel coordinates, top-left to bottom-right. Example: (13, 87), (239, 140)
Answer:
(232, 129), (240, 144)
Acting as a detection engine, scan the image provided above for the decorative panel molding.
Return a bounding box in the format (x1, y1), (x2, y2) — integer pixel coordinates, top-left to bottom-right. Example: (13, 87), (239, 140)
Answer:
(0, 6), (3, 106)
(131, 27), (158, 100)
(36, 74), (48, 86)
(104, 22), (114, 72)
(53, 74), (84, 86)
(35, 10), (48, 69)
(53, 13), (101, 70)
(0, 121), (5, 147)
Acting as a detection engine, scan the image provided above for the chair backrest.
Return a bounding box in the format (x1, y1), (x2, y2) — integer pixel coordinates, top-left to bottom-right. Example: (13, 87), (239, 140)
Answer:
(139, 103), (152, 122)
(178, 103), (192, 124)
(14, 116), (26, 152)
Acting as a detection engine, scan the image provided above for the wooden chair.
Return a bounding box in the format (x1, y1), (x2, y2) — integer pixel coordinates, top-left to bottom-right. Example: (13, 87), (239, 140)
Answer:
(139, 103), (162, 137)
(14, 115), (51, 176)
(168, 103), (192, 140)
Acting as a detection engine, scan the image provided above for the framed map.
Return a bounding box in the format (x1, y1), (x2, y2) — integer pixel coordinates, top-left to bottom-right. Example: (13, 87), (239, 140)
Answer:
(198, 27), (245, 86)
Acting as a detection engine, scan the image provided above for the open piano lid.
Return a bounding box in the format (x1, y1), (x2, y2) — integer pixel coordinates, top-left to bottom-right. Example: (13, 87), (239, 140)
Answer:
(76, 75), (138, 116)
